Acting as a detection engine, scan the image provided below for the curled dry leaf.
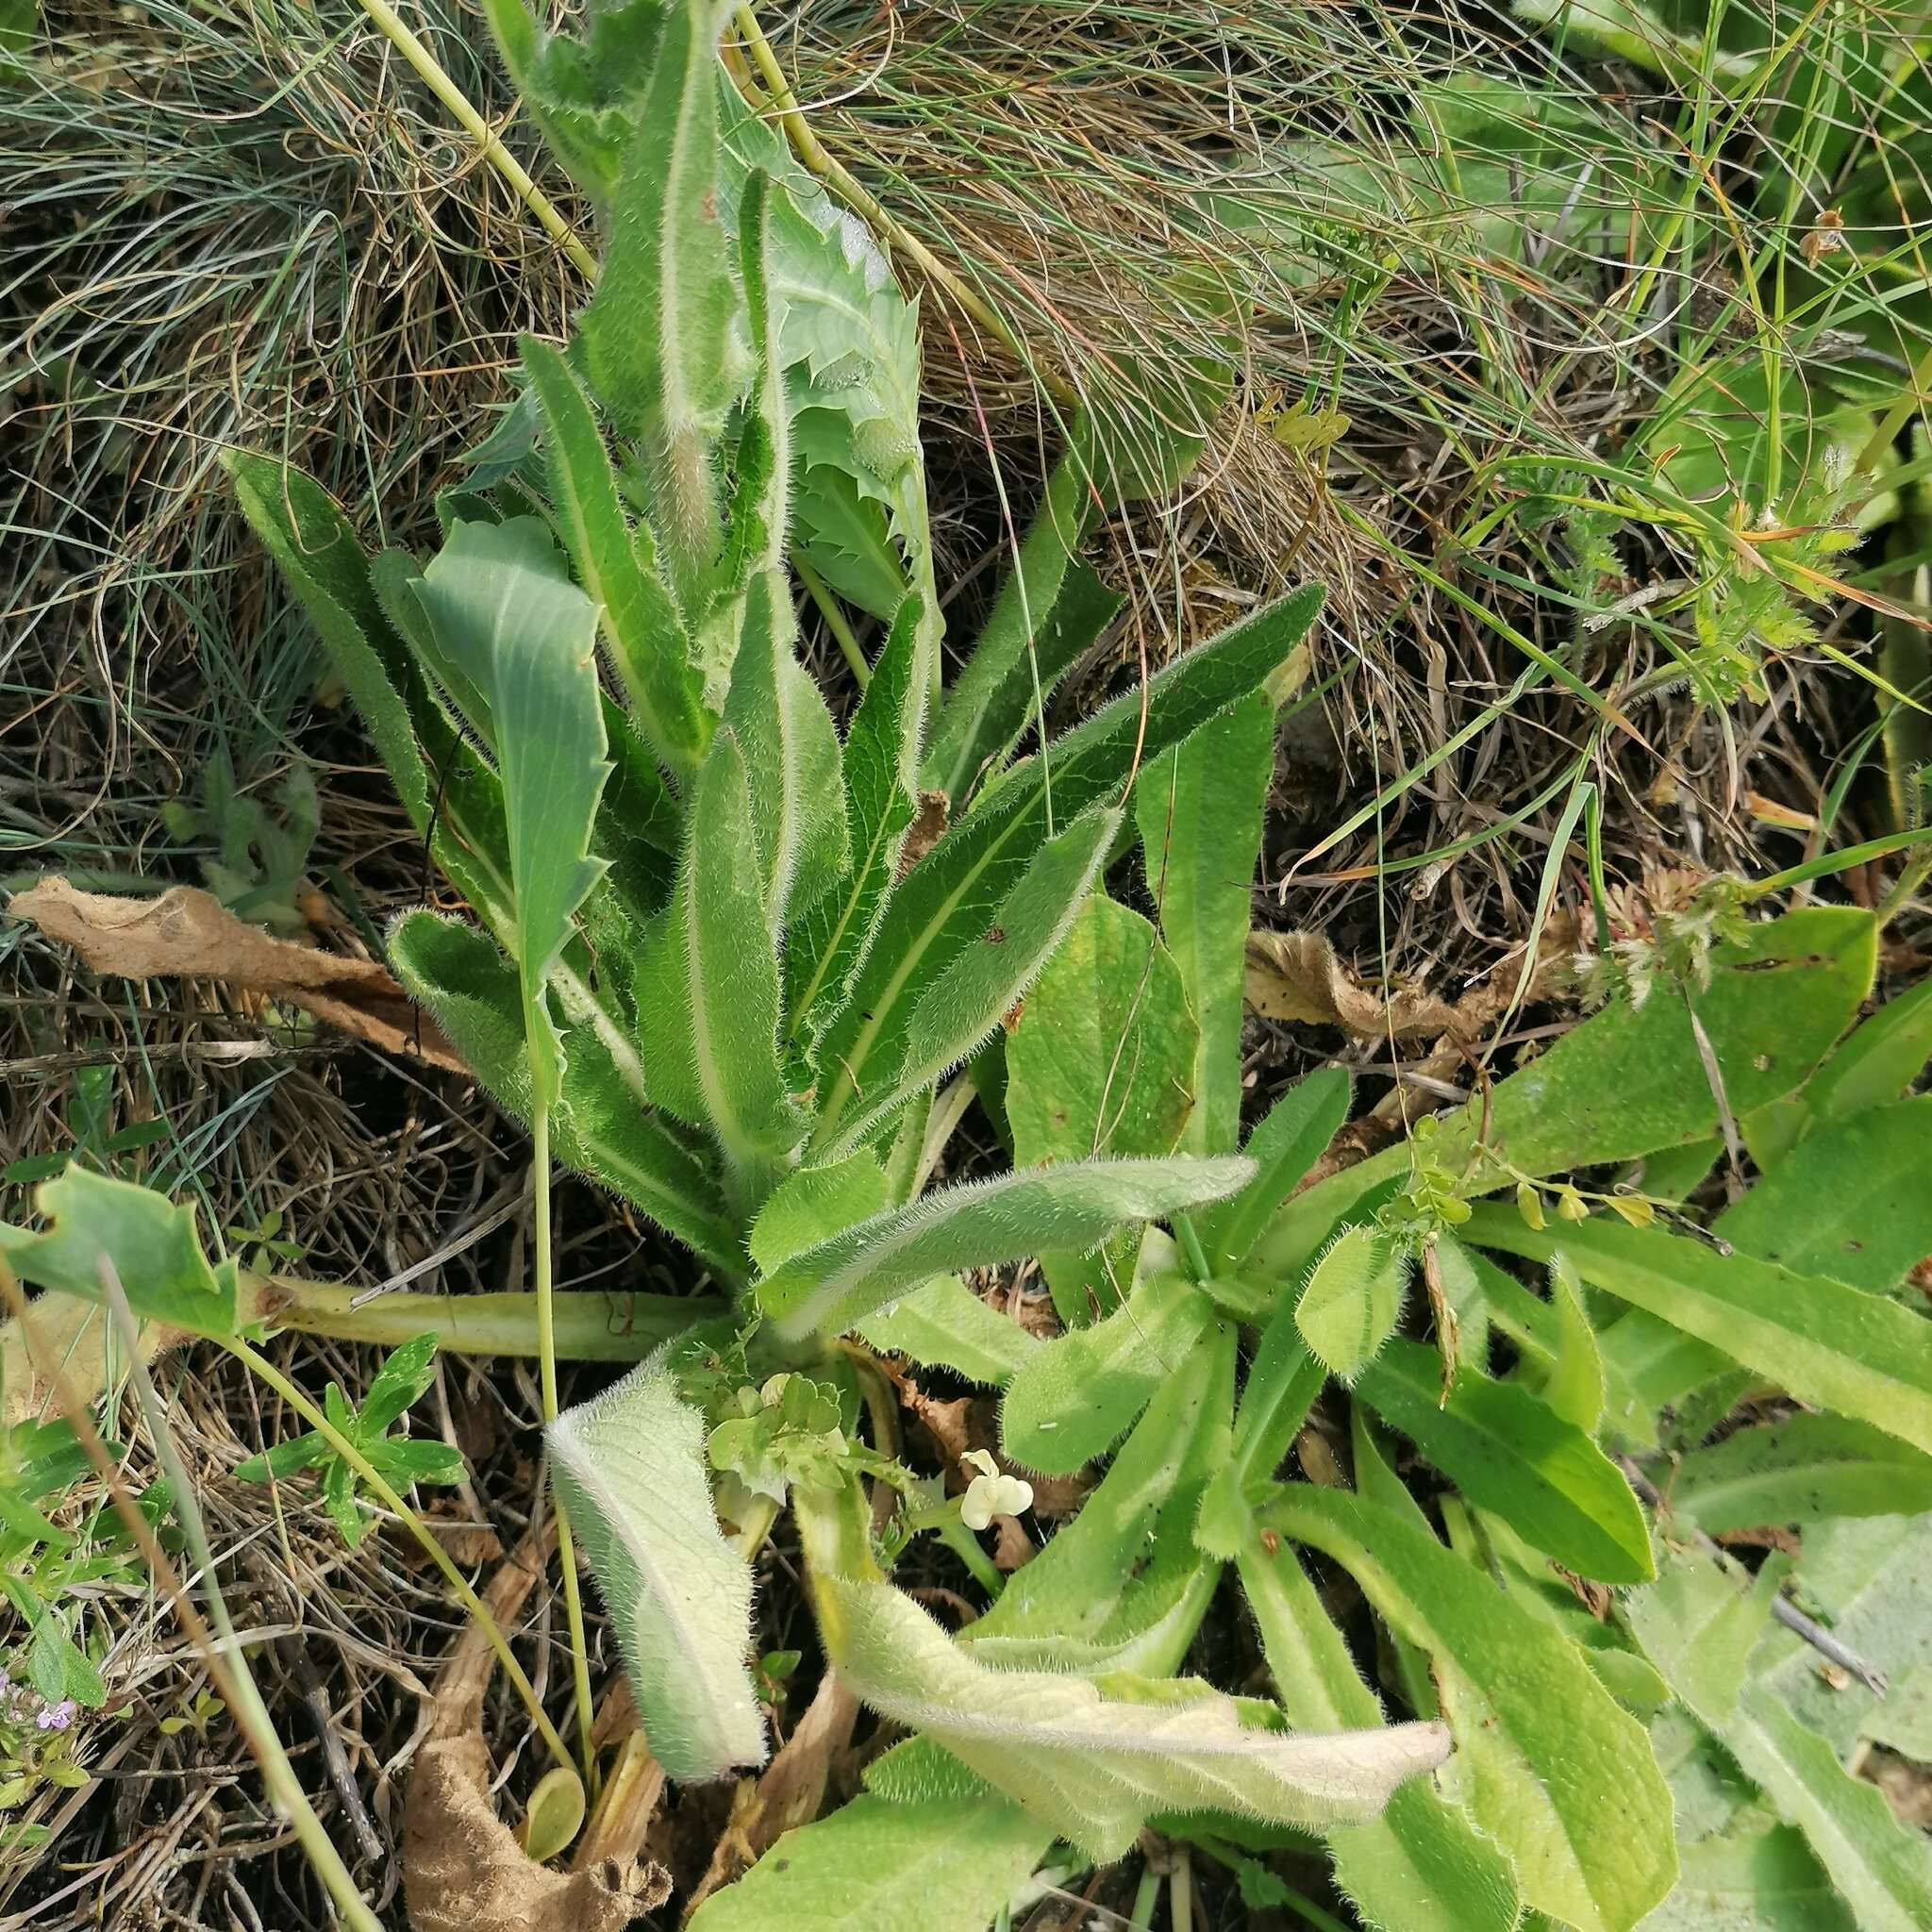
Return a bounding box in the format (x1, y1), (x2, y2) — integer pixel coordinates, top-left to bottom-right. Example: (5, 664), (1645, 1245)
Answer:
(1245, 919), (1580, 1040)
(687, 1671), (862, 1911)
(10, 876), (465, 1073)
(403, 1533), (671, 1932)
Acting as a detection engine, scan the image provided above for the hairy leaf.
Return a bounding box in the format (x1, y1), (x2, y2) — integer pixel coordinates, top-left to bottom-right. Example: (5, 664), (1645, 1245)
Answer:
(389, 913), (741, 1272)
(857, 1275), (1041, 1386)
(923, 452), (1099, 805)
(520, 335), (708, 781)
(687, 1793), (1048, 1932)
(1000, 1270), (1215, 1474)
(1197, 1068), (1351, 1276)
(1265, 1485), (1677, 1932)
(816, 806), (1120, 1158)
(813, 585), (1323, 1147)
(803, 1494), (1447, 1861)
(1357, 1339), (1654, 1583)
(758, 1155), (1252, 1342)
(1136, 695), (1274, 1155)
(1716, 1096), (1932, 1293)
(410, 517), (611, 1110)
(1236, 1537), (1520, 1932)
(579, 0), (744, 597)
(1745, 970), (1932, 1167)
(1005, 892), (1199, 1315)
(930, 556), (1120, 808)
(1668, 1414), (1932, 1533)
(1643, 1563), (1932, 1932)
(1193, 1303), (1324, 1558)
(973, 1323), (1233, 1676)
(635, 730), (805, 1173)
(720, 572), (847, 931)
(1260, 908), (1877, 1280)
(784, 596), (923, 1051)
(1466, 1208), (1932, 1456)
(1296, 1225), (1407, 1381)
(548, 1357), (766, 1781)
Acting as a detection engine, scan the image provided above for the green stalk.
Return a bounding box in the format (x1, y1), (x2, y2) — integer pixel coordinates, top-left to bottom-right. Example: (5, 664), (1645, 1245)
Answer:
(225, 1332), (578, 1778)
(794, 555), (871, 689)
(532, 1108), (599, 1787)
(8, 1269), (382, 1932)
(254, 1276), (721, 1359)
(346, 0), (597, 278)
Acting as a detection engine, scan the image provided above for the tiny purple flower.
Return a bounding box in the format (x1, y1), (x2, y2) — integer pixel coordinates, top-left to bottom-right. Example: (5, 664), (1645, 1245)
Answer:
(34, 1700), (76, 1733)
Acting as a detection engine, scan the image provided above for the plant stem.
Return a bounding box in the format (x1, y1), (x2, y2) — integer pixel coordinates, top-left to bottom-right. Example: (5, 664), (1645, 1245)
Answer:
(794, 554), (870, 688)
(1173, 1212), (1212, 1285)
(532, 1111), (600, 1787)
(18, 1266), (383, 1932)
(225, 1331), (578, 1774)
(347, 0), (597, 279)
(727, 2), (1076, 408)
(248, 1274), (724, 1361)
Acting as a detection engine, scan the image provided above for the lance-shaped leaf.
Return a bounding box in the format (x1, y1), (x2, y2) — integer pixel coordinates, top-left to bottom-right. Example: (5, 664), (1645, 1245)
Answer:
(579, 0), (744, 599)
(1005, 893), (1199, 1317)
(784, 595), (924, 1053)
(1263, 1485), (1676, 1932)
(687, 1792), (1050, 1932)
(520, 335), (708, 783)
(225, 452), (431, 829)
(635, 730), (806, 1170)
(548, 1356), (766, 1781)
(974, 1321), (1235, 1677)
(814, 805), (1121, 1158)
(1744, 970), (1932, 1168)
(721, 96), (939, 698)
(757, 1155), (1252, 1343)
(1464, 1206), (1932, 1457)
(1259, 906), (1877, 1281)
(798, 1488), (1446, 1862)
(1356, 1339), (1654, 1584)
(1194, 1305), (1325, 1557)
(390, 911), (741, 1274)
(720, 572), (847, 932)
(923, 451), (1101, 804)
(1236, 1535), (1520, 1932)
(1716, 1095), (1932, 1293)
(1197, 1067), (1351, 1276)
(228, 458), (658, 1104)
(1136, 695), (1274, 1156)
(858, 1275), (1041, 1387)
(0, 1166), (238, 1338)
(410, 518), (610, 1111)
(812, 584), (1323, 1149)
(1000, 1270), (1215, 1474)
(1631, 1557), (1932, 1932)
(1667, 1414), (1932, 1534)
(931, 557), (1120, 807)
(732, 168), (791, 583)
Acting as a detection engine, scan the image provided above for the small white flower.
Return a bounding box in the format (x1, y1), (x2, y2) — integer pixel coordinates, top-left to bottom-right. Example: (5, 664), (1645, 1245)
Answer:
(959, 1450), (1033, 1531)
